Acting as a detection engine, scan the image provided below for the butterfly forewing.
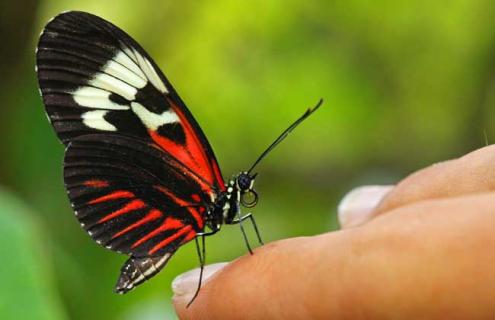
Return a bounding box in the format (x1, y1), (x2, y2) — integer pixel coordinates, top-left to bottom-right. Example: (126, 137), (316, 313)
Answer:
(37, 11), (225, 190)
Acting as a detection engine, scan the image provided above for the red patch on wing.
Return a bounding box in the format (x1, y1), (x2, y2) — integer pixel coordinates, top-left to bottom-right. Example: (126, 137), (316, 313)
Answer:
(112, 209), (163, 239)
(131, 216), (184, 249)
(154, 185), (190, 206)
(154, 185), (204, 228)
(148, 130), (212, 193)
(147, 98), (226, 192)
(98, 199), (145, 223)
(89, 190), (135, 204)
(163, 216), (185, 229)
(182, 230), (197, 243)
(148, 225), (193, 255)
(148, 130), (196, 170)
(84, 180), (109, 188)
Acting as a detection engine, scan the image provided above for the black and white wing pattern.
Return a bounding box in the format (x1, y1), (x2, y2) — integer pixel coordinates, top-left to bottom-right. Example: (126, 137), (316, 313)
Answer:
(36, 11), (225, 191)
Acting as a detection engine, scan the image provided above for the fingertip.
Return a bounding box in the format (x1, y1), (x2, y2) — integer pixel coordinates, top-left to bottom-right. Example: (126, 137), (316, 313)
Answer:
(171, 240), (305, 319)
(338, 185), (393, 228)
(172, 262), (229, 319)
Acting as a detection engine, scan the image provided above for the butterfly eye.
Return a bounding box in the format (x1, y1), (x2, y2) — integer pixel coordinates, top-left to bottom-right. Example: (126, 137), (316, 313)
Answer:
(241, 189), (258, 208)
(237, 173), (253, 190)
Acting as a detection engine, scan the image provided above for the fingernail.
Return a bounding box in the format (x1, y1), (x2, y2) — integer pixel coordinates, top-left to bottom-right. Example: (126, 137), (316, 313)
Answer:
(172, 262), (228, 302)
(338, 185), (393, 228)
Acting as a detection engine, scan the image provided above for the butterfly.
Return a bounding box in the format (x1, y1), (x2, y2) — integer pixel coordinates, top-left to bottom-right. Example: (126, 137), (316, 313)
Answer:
(36, 11), (321, 304)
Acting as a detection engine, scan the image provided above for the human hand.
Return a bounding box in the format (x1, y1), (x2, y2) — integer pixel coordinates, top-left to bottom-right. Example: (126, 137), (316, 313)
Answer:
(172, 145), (495, 319)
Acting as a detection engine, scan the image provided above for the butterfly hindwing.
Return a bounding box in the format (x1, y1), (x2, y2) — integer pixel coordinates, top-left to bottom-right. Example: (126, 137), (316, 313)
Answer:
(64, 134), (208, 257)
(37, 11), (225, 190)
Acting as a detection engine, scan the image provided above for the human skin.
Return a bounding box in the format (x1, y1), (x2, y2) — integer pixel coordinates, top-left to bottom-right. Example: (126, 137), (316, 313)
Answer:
(173, 145), (495, 319)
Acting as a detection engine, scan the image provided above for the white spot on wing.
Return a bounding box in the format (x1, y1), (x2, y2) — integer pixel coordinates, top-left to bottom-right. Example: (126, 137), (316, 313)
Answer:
(88, 73), (137, 101)
(104, 58), (147, 89)
(131, 48), (168, 93)
(73, 87), (129, 110)
(82, 110), (117, 131)
(67, 45), (172, 133)
(121, 45), (139, 63)
(131, 102), (179, 130)
(114, 50), (146, 80)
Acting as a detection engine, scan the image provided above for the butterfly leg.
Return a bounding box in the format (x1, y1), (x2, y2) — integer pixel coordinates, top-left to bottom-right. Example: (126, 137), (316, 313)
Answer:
(248, 213), (263, 245)
(231, 212), (264, 246)
(187, 234), (206, 307)
(236, 210), (254, 255)
(186, 226), (220, 307)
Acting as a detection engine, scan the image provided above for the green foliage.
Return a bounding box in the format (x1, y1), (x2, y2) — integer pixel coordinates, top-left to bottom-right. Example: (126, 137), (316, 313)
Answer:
(1, 1), (494, 319)
(0, 188), (66, 320)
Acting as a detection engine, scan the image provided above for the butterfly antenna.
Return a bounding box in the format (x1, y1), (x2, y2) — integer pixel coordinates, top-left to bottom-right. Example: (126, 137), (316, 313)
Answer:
(247, 98), (323, 175)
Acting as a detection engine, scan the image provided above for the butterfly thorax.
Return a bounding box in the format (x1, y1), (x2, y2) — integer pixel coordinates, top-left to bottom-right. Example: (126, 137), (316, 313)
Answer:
(207, 172), (258, 230)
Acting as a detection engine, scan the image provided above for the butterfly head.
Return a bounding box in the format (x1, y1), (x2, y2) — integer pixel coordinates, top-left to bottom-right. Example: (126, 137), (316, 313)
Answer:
(236, 172), (258, 208)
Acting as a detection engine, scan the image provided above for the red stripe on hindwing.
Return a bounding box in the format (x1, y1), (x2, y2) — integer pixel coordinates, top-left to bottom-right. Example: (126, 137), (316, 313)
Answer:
(84, 180), (109, 188)
(148, 225), (193, 255)
(89, 191), (135, 204)
(131, 216), (184, 249)
(154, 186), (191, 207)
(112, 209), (163, 239)
(98, 199), (145, 223)
(154, 186), (204, 229)
(183, 230), (197, 243)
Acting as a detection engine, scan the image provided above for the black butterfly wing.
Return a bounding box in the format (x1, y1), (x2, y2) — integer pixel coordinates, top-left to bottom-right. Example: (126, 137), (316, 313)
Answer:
(36, 11), (228, 292)
(36, 11), (225, 192)
(64, 134), (208, 257)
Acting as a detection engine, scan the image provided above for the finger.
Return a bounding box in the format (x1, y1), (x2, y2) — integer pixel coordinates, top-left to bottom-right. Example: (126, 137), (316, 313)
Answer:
(375, 144), (495, 215)
(338, 185), (393, 228)
(174, 192), (495, 319)
(172, 233), (355, 320)
(354, 192), (495, 318)
(172, 263), (228, 304)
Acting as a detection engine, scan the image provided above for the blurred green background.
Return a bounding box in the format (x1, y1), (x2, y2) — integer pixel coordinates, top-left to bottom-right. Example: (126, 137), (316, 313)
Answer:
(1, 0), (494, 319)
